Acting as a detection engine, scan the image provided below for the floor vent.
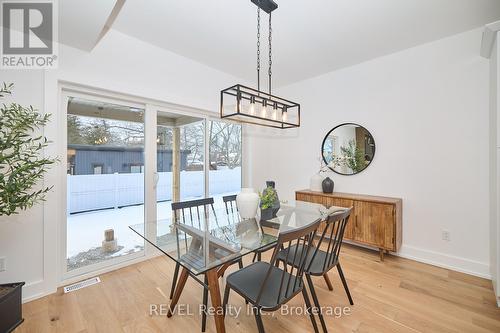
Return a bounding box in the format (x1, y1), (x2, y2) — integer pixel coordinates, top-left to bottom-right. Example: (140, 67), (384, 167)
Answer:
(63, 277), (101, 293)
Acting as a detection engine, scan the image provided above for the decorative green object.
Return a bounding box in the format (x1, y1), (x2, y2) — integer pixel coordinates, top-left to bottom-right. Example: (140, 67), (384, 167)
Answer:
(0, 83), (57, 216)
(258, 186), (277, 210)
(340, 139), (366, 173)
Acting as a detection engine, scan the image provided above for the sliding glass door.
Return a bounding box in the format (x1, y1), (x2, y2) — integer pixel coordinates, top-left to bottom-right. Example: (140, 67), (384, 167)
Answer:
(65, 95), (145, 274)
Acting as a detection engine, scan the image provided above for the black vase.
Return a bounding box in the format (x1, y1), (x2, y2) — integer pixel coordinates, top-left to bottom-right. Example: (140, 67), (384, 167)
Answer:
(260, 208), (274, 221)
(322, 177), (334, 193)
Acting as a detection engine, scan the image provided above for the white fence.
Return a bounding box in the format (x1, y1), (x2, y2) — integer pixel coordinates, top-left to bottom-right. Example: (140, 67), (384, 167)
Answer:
(67, 168), (241, 214)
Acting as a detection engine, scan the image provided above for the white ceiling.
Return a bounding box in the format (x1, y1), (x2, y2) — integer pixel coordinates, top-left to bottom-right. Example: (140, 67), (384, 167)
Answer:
(59, 0), (118, 51)
(74, 0), (500, 87)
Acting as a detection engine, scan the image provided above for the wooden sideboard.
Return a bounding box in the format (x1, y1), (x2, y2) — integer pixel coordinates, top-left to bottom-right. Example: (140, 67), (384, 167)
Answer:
(296, 190), (402, 260)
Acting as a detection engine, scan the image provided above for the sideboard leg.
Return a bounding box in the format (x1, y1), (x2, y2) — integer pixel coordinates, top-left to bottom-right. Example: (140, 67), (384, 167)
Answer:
(379, 248), (384, 261)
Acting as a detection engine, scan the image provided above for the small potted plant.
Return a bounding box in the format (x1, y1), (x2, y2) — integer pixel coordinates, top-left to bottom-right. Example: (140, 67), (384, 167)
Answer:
(259, 186), (277, 221)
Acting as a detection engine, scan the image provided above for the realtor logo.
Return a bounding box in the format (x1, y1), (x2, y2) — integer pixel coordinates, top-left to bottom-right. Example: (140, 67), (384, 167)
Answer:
(1, 0), (58, 68)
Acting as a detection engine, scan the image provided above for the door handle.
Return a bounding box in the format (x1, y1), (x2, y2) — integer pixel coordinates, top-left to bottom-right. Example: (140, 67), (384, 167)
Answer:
(154, 172), (159, 189)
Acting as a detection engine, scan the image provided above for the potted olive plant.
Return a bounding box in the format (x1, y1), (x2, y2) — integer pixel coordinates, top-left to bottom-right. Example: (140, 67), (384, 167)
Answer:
(0, 83), (57, 332)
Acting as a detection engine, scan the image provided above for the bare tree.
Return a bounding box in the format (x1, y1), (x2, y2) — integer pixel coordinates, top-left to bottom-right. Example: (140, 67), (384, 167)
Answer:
(67, 115), (144, 147)
(180, 122), (204, 168)
(209, 121), (241, 169)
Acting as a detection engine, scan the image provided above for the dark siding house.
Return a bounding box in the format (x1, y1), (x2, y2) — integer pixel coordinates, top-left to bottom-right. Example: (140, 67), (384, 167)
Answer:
(67, 144), (190, 175)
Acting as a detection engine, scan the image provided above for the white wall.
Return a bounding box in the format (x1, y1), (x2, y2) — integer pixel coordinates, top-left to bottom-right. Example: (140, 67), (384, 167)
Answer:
(0, 70), (47, 299)
(0, 29), (245, 301)
(489, 31), (500, 303)
(249, 28), (491, 277)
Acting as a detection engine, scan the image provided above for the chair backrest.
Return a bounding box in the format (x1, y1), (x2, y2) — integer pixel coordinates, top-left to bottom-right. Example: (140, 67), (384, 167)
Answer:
(308, 208), (352, 274)
(222, 195), (238, 214)
(171, 198), (215, 229)
(256, 218), (322, 306)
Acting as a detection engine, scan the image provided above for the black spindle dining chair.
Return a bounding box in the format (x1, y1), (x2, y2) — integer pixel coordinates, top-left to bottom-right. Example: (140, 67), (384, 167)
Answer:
(222, 194), (238, 214)
(222, 218), (322, 333)
(170, 197), (243, 332)
(276, 208), (353, 333)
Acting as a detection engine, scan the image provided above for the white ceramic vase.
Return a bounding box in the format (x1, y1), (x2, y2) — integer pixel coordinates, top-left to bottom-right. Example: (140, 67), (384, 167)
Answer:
(236, 188), (259, 219)
(309, 173), (323, 192)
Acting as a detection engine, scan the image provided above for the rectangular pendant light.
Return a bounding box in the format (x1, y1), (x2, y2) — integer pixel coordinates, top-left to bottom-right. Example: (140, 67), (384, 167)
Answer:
(220, 84), (300, 129)
(220, 1), (299, 129)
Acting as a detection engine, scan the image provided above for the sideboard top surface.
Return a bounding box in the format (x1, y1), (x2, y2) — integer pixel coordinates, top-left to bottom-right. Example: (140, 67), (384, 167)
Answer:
(296, 190), (402, 205)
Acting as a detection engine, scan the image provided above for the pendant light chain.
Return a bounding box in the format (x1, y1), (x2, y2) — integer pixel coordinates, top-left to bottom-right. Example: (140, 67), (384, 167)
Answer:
(257, 4), (261, 92)
(268, 12), (272, 94)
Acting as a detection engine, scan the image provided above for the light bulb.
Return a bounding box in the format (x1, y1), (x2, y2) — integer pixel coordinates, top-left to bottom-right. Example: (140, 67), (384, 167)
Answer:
(249, 96), (255, 115)
(261, 100), (267, 118)
(282, 106), (288, 123)
(272, 102), (278, 120)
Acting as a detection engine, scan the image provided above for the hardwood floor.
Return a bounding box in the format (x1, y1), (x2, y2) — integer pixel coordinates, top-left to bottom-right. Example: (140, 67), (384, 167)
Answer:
(16, 244), (500, 333)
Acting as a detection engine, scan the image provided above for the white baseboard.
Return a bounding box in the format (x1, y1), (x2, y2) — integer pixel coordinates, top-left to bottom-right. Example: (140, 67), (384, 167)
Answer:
(342, 240), (491, 279)
(22, 279), (55, 303)
(398, 245), (491, 279)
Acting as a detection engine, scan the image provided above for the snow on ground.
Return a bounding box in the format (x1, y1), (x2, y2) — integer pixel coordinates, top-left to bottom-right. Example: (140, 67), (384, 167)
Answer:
(67, 194), (235, 260)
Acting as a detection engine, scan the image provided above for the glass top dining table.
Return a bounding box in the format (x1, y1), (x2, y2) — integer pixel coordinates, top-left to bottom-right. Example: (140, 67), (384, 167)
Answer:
(129, 200), (333, 276)
(129, 200), (346, 333)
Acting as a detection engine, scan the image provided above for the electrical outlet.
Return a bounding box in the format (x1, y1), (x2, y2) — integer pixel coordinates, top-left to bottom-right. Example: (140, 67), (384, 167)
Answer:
(0, 257), (5, 272)
(441, 230), (450, 242)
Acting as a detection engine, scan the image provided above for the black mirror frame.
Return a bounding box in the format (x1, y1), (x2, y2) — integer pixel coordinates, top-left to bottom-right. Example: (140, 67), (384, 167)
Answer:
(321, 122), (376, 176)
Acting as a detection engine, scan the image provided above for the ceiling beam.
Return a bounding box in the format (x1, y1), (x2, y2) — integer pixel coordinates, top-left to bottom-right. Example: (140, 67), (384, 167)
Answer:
(92, 0), (127, 50)
(481, 20), (500, 59)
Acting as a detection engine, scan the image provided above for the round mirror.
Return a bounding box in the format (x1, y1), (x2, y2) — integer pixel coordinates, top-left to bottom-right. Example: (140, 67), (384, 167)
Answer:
(321, 123), (375, 175)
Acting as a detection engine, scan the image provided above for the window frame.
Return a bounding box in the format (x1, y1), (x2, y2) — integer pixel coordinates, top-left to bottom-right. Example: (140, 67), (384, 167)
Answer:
(56, 82), (246, 287)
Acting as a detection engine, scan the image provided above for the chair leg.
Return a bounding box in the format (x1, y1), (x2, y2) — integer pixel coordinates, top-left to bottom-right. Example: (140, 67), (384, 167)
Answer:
(323, 272), (334, 291)
(253, 307), (266, 333)
(222, 284), (230, 316)
(252, 252), (257, 263)
(302, 286), (320, 333)
(337, 263), (354, 305)
(169, 262), (180, 300)
(238, 258), (243, 269)
(201, 274), (208, 332)
(257, 252), (262, 261)
(306, 274), (327, 333)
